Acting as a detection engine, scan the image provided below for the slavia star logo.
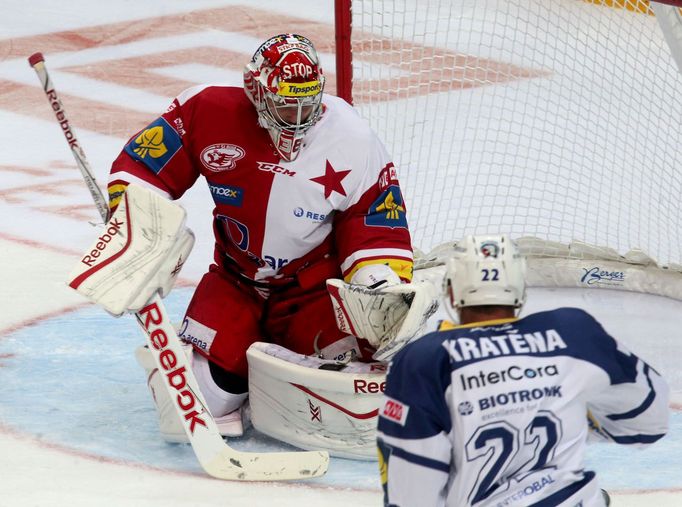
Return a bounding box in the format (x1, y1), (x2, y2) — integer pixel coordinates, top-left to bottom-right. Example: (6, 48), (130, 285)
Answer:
(132, 126), (167, 159)
(310, 160), (351, 198)
(375, 190), (405, 220)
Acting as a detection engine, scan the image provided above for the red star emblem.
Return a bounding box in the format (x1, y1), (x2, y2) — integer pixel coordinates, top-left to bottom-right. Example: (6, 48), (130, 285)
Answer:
(310, 160), (351, 198)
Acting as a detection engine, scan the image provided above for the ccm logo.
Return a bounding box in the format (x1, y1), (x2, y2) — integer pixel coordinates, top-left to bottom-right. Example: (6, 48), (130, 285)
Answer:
(257, 161), (296, 176)
(80, 218), (124, 266)
(381, 397), (409, 426)
(139, 302), (208, 434)
(354, 379), (386, 394)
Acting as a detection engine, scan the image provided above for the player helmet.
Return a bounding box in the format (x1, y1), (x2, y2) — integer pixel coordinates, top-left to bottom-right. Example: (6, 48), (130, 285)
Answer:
(445, 234), (527, 312)
(244, 34), (325, 162)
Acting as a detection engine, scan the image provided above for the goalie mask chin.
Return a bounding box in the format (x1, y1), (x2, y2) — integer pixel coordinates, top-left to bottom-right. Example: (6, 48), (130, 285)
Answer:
(444, 234), (527, 320)
(243, 33), (325, 162)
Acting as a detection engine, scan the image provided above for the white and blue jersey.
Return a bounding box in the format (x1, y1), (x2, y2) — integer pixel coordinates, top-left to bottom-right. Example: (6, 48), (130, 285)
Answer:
(377, 307), (669, 507)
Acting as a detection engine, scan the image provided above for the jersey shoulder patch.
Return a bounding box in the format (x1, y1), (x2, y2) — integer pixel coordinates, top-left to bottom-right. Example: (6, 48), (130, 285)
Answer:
(124, 117), (182, 175)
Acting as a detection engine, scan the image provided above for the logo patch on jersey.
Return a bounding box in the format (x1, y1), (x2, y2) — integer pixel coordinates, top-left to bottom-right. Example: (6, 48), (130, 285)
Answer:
(377, 162), (399, 191)
(459, 364), (559, 391)
(365, 186), (408, 229)
(124, 117), (181, 175)
(380, 396), (409, 426)
(208, 183), (244, 206)
(217, 215), (249, 251)
(458, 401), (474, 416)
(200, 143), (245, 172)
(480, 241), (500, 258)
(178, 317), (216, 351)
(107, 182), (127, 210)
(257, 161), (296, 176)
(293, 207), (327, 222)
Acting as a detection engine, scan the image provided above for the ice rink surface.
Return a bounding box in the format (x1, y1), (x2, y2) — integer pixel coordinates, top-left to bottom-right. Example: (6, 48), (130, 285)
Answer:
(0, 1), (680, 505)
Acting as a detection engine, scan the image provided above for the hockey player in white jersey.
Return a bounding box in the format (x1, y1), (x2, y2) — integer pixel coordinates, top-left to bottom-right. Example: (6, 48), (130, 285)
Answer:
(376, 234), (670, 507)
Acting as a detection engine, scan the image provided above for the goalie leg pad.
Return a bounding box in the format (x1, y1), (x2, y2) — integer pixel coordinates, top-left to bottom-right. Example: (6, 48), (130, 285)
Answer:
(136, 345), (247, 442)
(136, 343), (193, 443)
(247, 342), (387, 460)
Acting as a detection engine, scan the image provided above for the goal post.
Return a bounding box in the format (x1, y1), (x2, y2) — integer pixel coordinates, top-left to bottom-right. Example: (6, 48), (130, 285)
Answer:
(333, 0), (682, 284)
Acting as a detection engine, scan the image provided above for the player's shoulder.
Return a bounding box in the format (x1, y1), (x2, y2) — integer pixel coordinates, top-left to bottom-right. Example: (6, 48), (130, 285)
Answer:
(525, 306), (597, 326)
(391, 330), (451, 373)
(174, 84), (249, 110)
(319, 95), (375, 138)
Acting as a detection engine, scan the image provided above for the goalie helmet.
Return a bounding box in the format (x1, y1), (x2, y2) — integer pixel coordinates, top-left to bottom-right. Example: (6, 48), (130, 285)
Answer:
(243, 34), (325, 162)
(445, 234), (527, 311)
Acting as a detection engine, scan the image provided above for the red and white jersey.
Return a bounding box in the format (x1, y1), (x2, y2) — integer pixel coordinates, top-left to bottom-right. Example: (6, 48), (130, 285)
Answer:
(109, 86), (413, 284)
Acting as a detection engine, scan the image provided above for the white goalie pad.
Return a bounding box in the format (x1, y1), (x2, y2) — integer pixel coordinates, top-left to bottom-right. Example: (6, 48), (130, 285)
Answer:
(247, 342), (387, 460)
(68, 183), (194, 316)
(326, 279), (439, 361)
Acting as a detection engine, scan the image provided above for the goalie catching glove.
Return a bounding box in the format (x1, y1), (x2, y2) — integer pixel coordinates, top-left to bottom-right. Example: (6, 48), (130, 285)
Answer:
(327, 266), (439, 361)
(68, 183), (194, 315)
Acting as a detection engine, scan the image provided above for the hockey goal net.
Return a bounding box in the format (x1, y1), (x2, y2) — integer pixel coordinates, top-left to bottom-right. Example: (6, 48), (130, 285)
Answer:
(335, 0), (682, 275)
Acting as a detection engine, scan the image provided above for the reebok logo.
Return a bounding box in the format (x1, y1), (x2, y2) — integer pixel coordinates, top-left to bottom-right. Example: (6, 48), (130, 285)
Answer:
(80, 218), (125, 266)
(46, 89), (79, 149)
(354, 379), (386, 394)
(139, 302), (208, 434)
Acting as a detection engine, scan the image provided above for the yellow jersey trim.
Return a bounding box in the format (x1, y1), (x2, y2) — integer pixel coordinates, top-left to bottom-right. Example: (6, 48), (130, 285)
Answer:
(438, 317), (518, 331)
(344, 258), (414, 283)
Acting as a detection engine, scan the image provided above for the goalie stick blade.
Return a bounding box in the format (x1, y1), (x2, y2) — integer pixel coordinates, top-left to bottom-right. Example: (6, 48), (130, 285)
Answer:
(202, 447), (330, 481)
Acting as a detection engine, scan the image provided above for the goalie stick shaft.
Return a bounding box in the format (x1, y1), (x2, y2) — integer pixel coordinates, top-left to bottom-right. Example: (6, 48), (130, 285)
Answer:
(28, 52), (329, 481)
(27, 52), (110, 223)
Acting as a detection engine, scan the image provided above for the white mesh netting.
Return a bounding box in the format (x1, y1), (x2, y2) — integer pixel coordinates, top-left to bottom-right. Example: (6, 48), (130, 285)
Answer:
(349, 0), (682, 265)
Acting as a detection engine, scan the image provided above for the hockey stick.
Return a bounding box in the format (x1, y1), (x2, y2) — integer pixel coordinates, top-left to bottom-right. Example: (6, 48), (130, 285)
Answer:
(28, 53), (110, 223)
(28, 52), (330, 481)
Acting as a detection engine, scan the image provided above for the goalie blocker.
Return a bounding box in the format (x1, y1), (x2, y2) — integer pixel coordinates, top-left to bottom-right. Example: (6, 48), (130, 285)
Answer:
(68, 183), (194, 315)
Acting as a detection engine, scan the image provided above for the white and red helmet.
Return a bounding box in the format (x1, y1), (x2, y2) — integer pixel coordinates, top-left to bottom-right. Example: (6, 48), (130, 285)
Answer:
(244, 34), (325, 161)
